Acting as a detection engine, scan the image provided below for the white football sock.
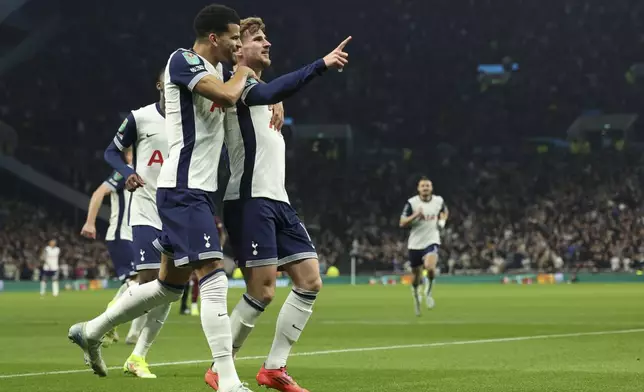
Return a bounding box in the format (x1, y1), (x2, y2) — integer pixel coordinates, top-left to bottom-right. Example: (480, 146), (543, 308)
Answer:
(132, 302), (171, 358)
(212, 293), (265, 372)
(111, 281), (132, 304)
(40, 281), (46, 296)
(265, 288), (317, 370)
(127, 314), (147, 340)
(122, 282), (144, 339)
(85, 279), (183, 340)
(52, 281), (60, 297)
(200, 270), (240, 391)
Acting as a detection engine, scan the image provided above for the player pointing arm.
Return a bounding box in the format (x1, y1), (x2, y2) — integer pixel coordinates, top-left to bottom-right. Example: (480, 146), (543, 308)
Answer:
(205, 18), (350, 392)
(240, 36), (351, 106)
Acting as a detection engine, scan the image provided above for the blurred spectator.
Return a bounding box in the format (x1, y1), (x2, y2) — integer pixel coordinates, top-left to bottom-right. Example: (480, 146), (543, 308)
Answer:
(0, 199), (112, 281)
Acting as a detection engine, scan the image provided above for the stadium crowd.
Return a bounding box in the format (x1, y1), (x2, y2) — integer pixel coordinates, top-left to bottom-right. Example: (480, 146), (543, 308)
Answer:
(2, 150), (643, 280)
(301, 150), (644, 275)
(2, 0), (644, 279)
(0, 199), (111, 281)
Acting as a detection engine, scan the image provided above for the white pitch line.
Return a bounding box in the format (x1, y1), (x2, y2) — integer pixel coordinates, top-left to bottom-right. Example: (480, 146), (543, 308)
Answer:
(1, 328), (642, 379)
(317, 320), (644, 326)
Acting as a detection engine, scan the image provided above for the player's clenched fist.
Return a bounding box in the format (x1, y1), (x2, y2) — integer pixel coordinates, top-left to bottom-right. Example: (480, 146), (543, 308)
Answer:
(126, 173), (145, 192)
(323, 36), (352, 70)
(80, 223), (97, 239)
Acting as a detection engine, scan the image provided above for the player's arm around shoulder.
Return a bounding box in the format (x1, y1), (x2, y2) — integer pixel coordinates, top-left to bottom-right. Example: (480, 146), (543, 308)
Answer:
(167, 49), (255, 107)
(194, 68), (257, 107)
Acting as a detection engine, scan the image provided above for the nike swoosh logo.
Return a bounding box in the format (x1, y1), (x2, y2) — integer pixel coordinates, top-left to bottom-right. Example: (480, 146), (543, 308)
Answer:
(292, 324), (303, 331)
(145, 133), (158, 138)
(218, 313), (228, 317)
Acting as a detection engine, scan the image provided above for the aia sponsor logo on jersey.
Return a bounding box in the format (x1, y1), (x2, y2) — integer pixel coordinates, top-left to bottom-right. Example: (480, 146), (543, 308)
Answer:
(147, 150), (164, 166)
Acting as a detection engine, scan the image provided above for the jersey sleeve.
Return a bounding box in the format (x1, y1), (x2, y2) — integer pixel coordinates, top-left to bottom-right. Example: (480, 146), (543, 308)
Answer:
(113, 113), (137, 150)
(240, 77), (260, 104)
(169, 50), (209, 91)
(242, 59), (327, 106)
(439, 197), (448, 213)
(103, 170), (125, 192)
(401, 201), (413, 218)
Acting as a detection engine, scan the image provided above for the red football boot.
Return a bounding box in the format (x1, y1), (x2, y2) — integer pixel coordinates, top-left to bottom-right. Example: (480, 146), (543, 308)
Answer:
(256, 365), (309, 392)
(204, 366), (219, 391)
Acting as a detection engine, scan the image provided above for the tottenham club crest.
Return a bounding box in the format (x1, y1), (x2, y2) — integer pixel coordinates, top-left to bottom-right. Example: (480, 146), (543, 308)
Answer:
(140, 249), (145, 262)
(252, 241), (258, 256)
(204, 233), (211, 249)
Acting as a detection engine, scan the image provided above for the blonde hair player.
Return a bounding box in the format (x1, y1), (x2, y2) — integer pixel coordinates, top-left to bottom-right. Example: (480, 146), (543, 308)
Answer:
(204, 16), (350, 392)
(399, 176), (448, 316)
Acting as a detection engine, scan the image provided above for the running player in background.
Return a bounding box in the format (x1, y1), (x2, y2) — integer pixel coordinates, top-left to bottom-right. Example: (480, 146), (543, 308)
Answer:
(205, 17), (350, 392)
(81, 150), (140, 343)
(181, 216), (226, 316)
(399, 177), (448, 316)
(40, 239), (60, 297)
(70, 6), (257, 390)
(101, 69), (168, 378)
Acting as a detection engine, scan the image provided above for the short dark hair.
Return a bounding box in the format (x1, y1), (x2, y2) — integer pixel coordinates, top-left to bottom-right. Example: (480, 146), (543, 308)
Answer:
(194, 4), (240, 38)
(418, 176), (431, 183)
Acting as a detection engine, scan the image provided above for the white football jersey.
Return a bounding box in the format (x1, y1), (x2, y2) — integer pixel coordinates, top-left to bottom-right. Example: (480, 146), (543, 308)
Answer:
(113, 102), (166, 229)
(43, 246), (60, 271)
(157, 48), (226, 192)
(401, 195), (446, 249)
(224, 77), (289, 203)
(104, 170), (133, 241)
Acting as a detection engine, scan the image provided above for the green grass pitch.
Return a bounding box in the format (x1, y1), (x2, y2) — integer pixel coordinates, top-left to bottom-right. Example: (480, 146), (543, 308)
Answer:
(0, 283), (643, 391)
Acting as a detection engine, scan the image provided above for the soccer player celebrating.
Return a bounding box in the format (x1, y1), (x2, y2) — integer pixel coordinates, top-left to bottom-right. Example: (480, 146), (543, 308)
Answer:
(69, 5), (257, 390)
(101, 69), (168, 378)
(204, 17), (350, 392)
(399, 177), (448, 316)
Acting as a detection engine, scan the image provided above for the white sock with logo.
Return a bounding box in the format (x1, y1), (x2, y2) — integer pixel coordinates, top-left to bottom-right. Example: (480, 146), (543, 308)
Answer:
(212, 293), (266, 372)
(265, 288), (317, 369)
(200, 270), (241, 391)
